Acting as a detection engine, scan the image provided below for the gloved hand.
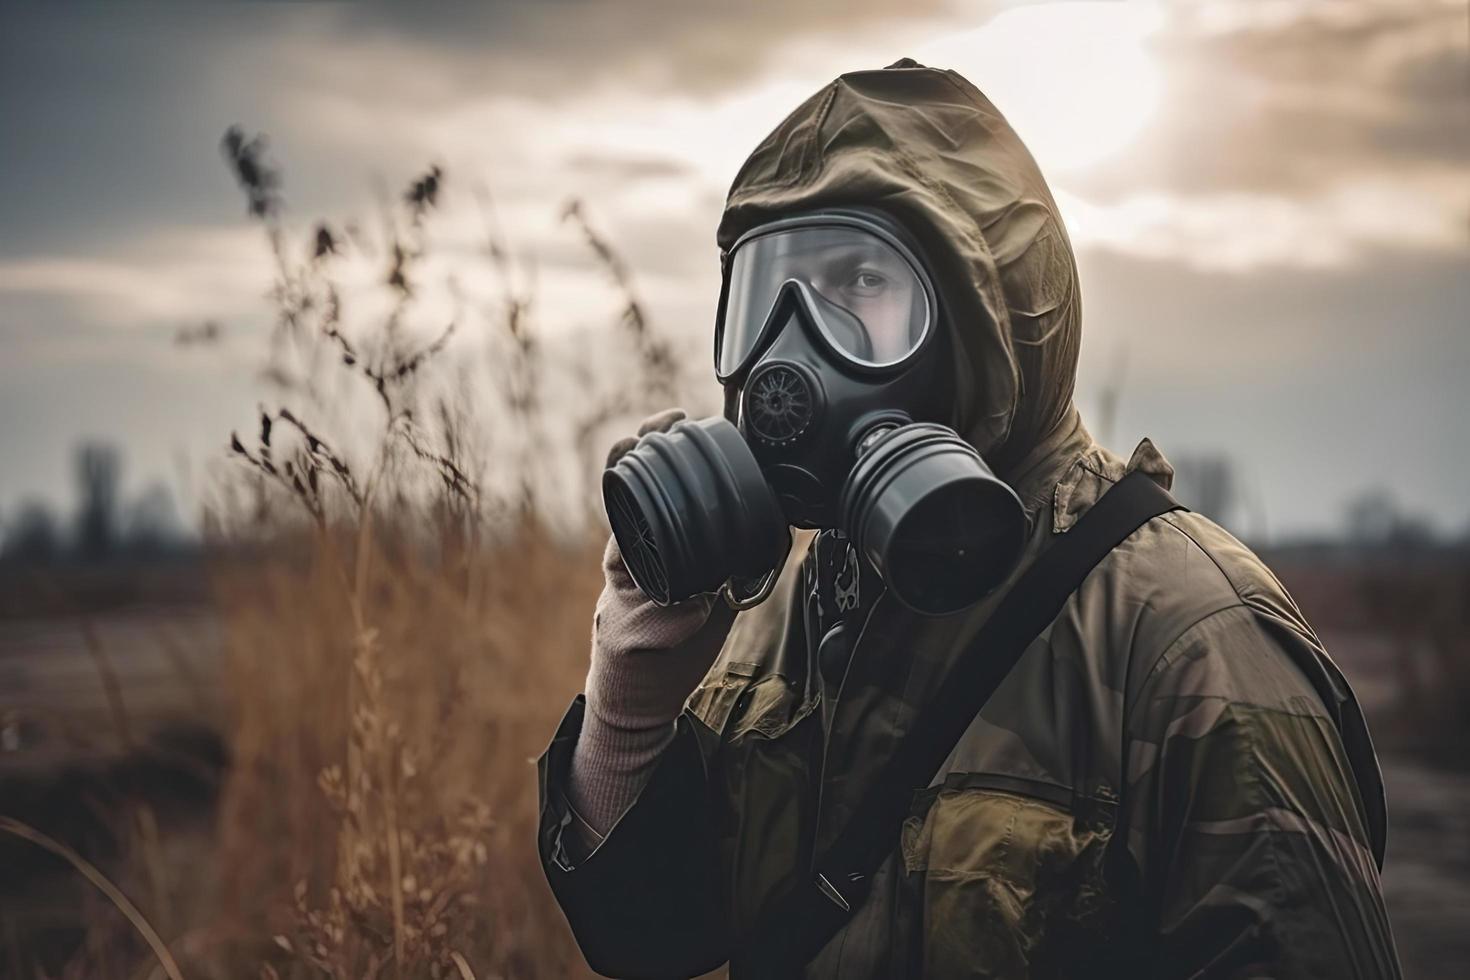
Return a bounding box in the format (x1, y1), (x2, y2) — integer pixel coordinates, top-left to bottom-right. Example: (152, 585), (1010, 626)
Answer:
(568, 409), (737, 843)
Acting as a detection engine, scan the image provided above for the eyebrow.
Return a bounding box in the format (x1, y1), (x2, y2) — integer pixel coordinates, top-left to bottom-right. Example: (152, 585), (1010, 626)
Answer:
(785, 243), (899, 272)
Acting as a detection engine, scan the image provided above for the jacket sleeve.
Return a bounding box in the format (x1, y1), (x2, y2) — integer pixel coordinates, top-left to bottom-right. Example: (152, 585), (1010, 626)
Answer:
(1122, 605), (1402, 980)
(538, 695), (730, 979)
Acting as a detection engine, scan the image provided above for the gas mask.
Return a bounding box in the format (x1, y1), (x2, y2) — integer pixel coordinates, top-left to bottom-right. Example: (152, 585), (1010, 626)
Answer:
(603, 207), (1025, 616)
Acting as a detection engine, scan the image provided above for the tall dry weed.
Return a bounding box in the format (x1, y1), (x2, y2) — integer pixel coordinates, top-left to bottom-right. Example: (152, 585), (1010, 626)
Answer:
(205, 129), (692, 977)
(212, 522), (603, 978)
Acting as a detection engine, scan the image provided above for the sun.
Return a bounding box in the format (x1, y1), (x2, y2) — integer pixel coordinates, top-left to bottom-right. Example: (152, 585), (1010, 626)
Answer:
(913, 1), (1164, 174)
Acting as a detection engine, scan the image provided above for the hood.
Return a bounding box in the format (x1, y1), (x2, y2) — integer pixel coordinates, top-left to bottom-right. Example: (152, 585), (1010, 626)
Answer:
(717, 59), (1082, 475)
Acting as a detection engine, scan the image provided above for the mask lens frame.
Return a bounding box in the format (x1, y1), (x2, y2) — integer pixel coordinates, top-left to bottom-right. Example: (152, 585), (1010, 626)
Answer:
(715, 212), (936, 384)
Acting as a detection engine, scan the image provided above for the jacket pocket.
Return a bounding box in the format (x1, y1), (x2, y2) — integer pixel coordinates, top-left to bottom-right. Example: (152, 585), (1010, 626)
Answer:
(686, 660), (760, 738)
(900, 784), (1118, 979)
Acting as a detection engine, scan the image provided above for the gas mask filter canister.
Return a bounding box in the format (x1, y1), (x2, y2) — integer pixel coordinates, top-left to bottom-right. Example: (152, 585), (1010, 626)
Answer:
(603, 208), (1026, 616)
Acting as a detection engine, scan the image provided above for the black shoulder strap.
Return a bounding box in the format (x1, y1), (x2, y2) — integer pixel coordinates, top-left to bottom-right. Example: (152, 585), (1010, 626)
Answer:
(752, 470), (1184, 974)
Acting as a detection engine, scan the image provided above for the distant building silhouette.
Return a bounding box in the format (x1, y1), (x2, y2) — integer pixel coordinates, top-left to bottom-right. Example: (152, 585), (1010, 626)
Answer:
(73, 442), (122, 560)
(1170, 453), (1239, 530)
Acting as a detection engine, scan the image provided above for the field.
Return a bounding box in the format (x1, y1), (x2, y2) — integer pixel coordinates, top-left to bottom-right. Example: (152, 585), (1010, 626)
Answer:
(1, 527), (604, 978)
(2, 541), (1467, 978)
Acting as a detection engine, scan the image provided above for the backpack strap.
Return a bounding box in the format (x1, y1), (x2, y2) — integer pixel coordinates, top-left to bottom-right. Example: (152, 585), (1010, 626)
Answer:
(750, 470), (1184, 974)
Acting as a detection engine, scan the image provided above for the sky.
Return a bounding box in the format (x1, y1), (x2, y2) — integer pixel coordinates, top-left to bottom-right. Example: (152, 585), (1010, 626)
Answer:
(1, 0), (1467, 541)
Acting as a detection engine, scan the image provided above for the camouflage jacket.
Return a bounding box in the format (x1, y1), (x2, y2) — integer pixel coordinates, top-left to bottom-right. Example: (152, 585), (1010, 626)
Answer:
(538, 423), (1398, 978)
(538, 62), (1400, 978)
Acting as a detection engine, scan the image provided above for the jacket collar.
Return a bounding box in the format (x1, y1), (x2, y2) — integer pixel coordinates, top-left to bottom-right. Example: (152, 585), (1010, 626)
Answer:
(1052, 435), (1174, 532)
(989, 402), (1174, 534)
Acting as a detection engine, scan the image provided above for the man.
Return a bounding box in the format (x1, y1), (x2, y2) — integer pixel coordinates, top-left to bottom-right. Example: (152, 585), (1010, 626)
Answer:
(538, 61), (1401, 979)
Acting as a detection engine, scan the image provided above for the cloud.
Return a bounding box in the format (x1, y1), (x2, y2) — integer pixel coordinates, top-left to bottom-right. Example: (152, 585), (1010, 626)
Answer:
(0, 0), (966, 287)
(1059, 169), (1469, 271)
(0, 226), (272, 329)
(309, 0), (966, 98)
(1039, 0), (1470, 269)
(564, 152), (696, 182)
(1077, 0), (1469, 199)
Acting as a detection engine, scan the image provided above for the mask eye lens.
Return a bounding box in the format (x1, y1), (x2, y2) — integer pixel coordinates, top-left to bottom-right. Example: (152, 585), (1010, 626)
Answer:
(718, 221), (930, 376)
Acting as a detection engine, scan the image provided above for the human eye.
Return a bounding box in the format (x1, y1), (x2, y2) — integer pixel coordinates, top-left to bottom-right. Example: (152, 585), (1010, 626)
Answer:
(846, 267), (889, 296)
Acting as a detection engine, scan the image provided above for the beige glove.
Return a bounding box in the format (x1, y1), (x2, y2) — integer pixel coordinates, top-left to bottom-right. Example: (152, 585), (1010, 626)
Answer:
(568, 409), (736, 842)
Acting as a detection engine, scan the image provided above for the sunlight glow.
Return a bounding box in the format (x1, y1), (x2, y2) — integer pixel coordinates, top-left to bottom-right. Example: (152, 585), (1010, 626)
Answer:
(914, 2), (1165, 173)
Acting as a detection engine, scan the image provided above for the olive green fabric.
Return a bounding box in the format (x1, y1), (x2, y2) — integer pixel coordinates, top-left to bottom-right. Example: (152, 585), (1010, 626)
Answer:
(538, 61), (1398, 978)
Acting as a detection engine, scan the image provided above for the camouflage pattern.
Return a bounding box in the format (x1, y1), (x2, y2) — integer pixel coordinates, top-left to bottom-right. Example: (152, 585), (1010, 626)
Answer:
(538, 62), (1399, 978)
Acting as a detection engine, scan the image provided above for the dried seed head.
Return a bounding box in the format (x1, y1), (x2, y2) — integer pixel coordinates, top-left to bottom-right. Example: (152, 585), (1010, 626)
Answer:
(312, 224), (338, 260)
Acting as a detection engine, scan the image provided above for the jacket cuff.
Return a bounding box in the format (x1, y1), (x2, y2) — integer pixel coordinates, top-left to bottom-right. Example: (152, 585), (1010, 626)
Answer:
(538, 694), (701, 868)
(536, 695), (730, 977)
(538, 694), (596, 870)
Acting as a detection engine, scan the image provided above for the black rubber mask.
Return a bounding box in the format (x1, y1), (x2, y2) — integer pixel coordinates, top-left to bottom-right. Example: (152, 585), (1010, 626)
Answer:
(604, 208), (1026, 615)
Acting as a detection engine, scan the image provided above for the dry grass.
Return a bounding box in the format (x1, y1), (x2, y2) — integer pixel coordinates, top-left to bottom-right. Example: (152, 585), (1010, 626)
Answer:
(3, 131), (689, 977)
(197, 132), (685, 977)
(209, 519), (603, 978)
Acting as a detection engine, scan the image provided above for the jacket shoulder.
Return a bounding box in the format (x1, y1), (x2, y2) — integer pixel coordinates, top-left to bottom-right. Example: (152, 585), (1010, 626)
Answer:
(1076, 508), (1318, 708)
(1156, 510), (1305, 622)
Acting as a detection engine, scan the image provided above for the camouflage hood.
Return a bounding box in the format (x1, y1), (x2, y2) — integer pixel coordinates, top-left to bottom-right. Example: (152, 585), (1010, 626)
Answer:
(717, 58), (1082, 472)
